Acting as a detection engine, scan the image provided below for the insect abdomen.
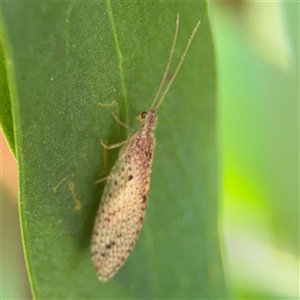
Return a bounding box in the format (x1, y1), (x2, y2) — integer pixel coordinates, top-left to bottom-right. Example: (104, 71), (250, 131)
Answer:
(91, 136), (155, 281)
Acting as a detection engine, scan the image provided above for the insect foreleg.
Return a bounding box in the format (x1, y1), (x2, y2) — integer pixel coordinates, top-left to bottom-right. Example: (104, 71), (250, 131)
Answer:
(112, 113), (135, 134)
(100, 139), (129, 150)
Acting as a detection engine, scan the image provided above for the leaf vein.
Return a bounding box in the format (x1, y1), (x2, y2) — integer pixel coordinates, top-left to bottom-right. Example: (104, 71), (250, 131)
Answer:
(106, 0), (129, 125)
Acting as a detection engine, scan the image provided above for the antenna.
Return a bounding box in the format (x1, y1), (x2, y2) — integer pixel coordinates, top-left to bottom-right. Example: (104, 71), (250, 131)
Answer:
(150, 14), (179, 109)
(150, 15), (201, 110)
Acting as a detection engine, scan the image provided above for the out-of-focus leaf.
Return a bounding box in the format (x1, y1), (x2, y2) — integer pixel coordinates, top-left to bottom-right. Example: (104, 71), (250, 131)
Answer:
(0, 34), (15, 155)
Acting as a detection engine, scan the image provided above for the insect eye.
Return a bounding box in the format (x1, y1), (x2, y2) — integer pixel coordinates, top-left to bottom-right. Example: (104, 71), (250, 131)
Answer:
(141, 111), (147, 119)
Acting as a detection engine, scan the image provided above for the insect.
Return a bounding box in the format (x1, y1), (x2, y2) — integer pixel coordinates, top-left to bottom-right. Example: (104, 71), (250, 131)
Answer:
(91, 14), (201, 281)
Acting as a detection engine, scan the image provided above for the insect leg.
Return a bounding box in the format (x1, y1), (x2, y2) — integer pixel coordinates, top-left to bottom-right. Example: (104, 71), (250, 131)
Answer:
(100, 139), (129, 150)
(95, 176), (109, 184)
(112, 113), (135, 134)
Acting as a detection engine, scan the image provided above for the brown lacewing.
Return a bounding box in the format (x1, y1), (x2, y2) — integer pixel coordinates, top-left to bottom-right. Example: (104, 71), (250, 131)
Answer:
(91, 14), (200, 281)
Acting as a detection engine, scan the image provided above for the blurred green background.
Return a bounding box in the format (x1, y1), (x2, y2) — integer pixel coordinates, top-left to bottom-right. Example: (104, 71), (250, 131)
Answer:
(1, 1), (298, 299)
(213, 1), (299, 299)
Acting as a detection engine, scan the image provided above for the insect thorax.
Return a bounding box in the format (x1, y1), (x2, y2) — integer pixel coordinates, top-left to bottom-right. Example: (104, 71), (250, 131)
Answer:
(140, 110), (157, 135)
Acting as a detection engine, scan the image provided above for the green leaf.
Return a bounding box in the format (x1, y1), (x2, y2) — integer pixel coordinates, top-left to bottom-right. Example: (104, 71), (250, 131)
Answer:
(2, 1), (228, 298)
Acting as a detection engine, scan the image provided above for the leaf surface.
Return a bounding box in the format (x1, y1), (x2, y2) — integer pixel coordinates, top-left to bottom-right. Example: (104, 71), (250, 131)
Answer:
(1, 1), (227, 298)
